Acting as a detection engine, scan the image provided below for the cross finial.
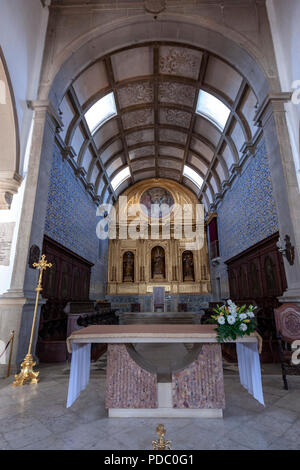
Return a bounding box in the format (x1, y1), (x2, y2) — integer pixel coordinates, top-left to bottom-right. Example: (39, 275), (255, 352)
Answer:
(33, 254), (52, 272)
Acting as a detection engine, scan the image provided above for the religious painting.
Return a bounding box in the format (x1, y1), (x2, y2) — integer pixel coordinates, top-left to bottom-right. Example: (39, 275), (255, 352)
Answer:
(182, 251), (194, 282)
(140, 187), (174, 218)
(123, 251), (134, 282)
(151, 246), (166, 279)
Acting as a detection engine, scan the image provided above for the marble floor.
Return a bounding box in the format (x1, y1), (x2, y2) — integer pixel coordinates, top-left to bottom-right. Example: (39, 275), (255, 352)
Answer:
(0, 360), (300, 450)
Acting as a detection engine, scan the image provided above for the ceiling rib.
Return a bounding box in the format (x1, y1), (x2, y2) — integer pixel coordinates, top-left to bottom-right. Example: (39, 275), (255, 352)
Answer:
(198, 78), (248, 200)
(104, 56), (134, 185)
(67, 86), (116, 201)
(179, 51), (209, 184)
(154, 44), (159, 178)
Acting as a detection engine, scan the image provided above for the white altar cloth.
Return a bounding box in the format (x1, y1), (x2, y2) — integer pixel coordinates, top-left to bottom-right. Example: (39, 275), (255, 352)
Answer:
(67, 343), (91, 408)
(236, 342), (265, 406)
(66, 334), (264, 408)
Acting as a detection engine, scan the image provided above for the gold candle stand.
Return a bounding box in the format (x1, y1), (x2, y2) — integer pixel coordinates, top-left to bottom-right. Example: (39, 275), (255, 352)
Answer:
(13, 255), (52, 387)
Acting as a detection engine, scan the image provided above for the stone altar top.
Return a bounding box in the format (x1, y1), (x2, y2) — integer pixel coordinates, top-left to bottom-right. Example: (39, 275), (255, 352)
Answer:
(66, 324), (258, 353)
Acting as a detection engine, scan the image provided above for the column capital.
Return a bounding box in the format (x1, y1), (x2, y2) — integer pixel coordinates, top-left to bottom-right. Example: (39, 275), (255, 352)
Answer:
(0, 171), (23, 209)
(254, 92), (292, 128)
(27, 99), (63, 132)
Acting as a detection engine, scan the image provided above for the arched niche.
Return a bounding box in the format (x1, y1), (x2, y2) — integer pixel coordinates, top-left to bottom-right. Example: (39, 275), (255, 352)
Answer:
(0, 48), (21, 209)
(123, 251), (134, 282)
(151, 246), (166, 280)
(182, 250), (195, 282)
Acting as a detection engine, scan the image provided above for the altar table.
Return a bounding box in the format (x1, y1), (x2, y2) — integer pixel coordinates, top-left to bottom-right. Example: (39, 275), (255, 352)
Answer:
(66, 325), (264, 417)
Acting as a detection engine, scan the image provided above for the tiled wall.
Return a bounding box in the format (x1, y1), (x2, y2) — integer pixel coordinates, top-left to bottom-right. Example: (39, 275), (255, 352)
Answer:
(44, 147), (107, 297)
(218, 140), (279, 262)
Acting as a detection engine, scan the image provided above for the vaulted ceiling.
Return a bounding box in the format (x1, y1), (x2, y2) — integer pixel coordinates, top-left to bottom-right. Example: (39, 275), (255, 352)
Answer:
(58, 42), (259, 211)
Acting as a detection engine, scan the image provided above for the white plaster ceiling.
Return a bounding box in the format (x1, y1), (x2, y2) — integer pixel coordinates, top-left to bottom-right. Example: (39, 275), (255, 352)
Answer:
(60, 42), (259, 209)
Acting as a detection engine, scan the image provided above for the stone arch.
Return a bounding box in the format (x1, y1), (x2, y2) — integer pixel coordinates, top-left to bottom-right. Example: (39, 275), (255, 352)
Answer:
(0, 48), (21, 209)
(40, 14), (275, 106)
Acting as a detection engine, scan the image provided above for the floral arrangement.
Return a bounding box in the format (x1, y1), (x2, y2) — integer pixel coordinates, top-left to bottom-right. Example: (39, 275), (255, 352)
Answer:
(210, 300), (257, 342)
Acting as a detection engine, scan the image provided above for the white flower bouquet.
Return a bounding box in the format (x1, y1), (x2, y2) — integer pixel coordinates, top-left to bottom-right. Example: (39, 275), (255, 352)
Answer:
(210, 300), (257, 342)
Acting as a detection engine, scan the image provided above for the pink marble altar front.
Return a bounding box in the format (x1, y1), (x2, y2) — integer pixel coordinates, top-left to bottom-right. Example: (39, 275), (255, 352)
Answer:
(105, 343), (225, 412)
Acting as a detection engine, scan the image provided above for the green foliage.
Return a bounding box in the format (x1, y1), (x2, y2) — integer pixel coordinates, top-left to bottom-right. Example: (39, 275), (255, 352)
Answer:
(210, 300), (257, 343)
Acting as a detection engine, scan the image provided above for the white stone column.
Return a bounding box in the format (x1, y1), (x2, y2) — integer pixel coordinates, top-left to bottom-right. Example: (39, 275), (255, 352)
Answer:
(255, 94), (300, 303)
(0, 101), (61, 376)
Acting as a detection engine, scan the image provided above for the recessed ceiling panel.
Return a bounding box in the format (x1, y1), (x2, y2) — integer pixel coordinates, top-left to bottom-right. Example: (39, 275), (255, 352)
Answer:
(106, 156), (124, 177)
(159, 108), (191, 128)
(122, 108), (154, 130)
(134, 170), (156, 182)
(73, 60), (109, 106)
(100, 139), (123, 165)
(159, 46), (202, 79)
(204, 56), (243, 101)
(126, 129), (154, 147)
(188, 154), (207, 175)
(158, 82), (196, 107)
(93, 118), (119, 149)
(194, 115), (221, 146)
(190, 137), (214, 161)
(158, 158), (182, 171)
(111, 47), (153, 82)
(131, 158), (155, 172)
(117, 82), (153, 109)
(129, 146), (155, 160)
(159, 128), (187, 145)
(159, 146), (184, 159)
(159, 168), (180, 181)
(183, 176), (201, 195)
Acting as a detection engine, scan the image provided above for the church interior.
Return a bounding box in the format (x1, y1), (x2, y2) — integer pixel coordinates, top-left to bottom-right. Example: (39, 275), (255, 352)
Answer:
(1, 0), (300, 451)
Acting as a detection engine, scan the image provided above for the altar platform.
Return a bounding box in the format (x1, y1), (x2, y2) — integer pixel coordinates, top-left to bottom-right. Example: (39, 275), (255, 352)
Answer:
(66, 325), (264, 418)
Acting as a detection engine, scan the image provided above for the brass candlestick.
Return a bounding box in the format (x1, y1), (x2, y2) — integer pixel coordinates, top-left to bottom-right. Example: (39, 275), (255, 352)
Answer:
(152, 424), (172, 450)
(13, 255), (52, 387)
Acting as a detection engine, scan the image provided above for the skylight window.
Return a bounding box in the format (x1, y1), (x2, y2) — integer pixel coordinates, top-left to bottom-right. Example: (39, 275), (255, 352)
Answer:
(111, 167), (130, 191)
(84, 92), (117, 134)
(196, 90), (230, 131)
(183, 165), (204, 189)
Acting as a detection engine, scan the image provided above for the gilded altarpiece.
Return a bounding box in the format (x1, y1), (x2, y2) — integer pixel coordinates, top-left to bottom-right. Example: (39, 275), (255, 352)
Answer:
(107, 179), (210, 295)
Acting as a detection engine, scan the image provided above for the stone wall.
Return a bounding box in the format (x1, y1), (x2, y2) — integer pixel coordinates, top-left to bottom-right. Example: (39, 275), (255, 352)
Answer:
(44, 146), (107, 298)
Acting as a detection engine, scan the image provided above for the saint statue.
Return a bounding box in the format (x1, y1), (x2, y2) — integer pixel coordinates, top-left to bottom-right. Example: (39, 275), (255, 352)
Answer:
(152, 246), (165, 279)
(182, 251), (194, 282)
(123, 251), (134, 282)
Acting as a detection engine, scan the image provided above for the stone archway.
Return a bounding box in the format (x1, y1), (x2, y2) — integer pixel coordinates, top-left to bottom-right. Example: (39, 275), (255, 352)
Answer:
(0, 48), (21, 209)
(4, 5), (300, 374)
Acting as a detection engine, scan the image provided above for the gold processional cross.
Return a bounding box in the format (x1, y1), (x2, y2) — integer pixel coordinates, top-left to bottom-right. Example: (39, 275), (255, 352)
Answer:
(13, 255), (52, 387)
